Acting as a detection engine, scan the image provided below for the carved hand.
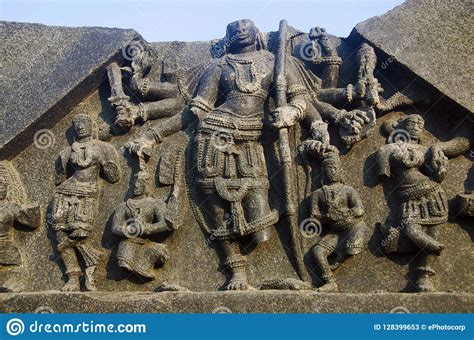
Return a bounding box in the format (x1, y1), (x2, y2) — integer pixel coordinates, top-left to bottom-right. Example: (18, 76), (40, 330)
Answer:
(354, 78), (383, 104)
(115, 102), (140, 129)
(309, 26), (336, 58)
(69, 228), (89, 239)
(426, 146), (449, 182)
(338, 110), (371, 134)
(272, 106), (301, 128)
(124, 131), (156, 157)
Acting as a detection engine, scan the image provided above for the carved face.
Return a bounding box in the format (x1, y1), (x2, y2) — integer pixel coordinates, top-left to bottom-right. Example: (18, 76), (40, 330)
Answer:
(226, 19), (257, 50)
(401, 116), (424, 140)
(0, 180), (7, 200)
(73, 115), (93, 139)
(322, 163), (341, 184)
(133, 176), (147, 196)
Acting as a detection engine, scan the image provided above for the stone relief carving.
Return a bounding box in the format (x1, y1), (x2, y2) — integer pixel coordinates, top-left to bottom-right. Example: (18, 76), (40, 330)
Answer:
(106, 19), (471, 292)
(111, 154), (188, 291)
(0, 161), (41, 292)
(105, 41), (206, 140)
(0, 18), (462, 294)
(306, 150), (367, 292)
(51, 114), (121, 291)
(375, 115), (469, 292)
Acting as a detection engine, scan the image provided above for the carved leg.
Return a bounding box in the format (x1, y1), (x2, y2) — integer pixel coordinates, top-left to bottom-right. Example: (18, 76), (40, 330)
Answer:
(76, 242), (101, 292)
(242, 188), (274, 245)
(55, 229), (82, 292)
(415, 225), (440, 292)
(310, 233), (339, 292)
(219, 240), (252, 291)
(84, 266), (97, 292)
(403, 222), (444, 255)
(331, 221), (367, 270)
(59, 247), (81, 292)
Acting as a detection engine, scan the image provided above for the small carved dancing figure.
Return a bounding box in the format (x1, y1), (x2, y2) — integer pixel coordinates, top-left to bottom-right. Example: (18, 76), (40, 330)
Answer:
(376, 114), (469, 292)
(308, 151), (367, 292)
(51, 114), (121, 291)
(0, 163), (41, 291)
(111, 173), (187, 291)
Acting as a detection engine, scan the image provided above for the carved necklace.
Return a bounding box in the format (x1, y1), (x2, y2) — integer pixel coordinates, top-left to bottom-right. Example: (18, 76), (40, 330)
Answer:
(226, 53), (261, 93)
(323, 184), (343, 209)
(126, 200), (142, 218)
(71, 141), (94, 168)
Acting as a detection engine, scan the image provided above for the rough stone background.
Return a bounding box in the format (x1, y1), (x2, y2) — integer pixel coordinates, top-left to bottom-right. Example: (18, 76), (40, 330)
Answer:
(0, 1), (473, 312)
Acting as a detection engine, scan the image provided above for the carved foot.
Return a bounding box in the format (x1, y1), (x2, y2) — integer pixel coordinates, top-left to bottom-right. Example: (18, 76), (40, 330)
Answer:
(259, 278), (311, 290)
(222, 278), (254, 291)
(415, 277), (436, 293)
(316, 281), (338, 292)
(61, 275), (81, 292)
(84, 266), (97, 291)
(155, 282), (190, 292)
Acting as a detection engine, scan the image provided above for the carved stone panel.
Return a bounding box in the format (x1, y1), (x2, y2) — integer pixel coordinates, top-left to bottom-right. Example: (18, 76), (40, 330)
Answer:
(0, 5), (472, 312)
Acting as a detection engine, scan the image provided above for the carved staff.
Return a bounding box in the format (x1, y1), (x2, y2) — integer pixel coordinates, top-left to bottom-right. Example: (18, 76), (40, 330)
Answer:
(274, 19), (307, 281)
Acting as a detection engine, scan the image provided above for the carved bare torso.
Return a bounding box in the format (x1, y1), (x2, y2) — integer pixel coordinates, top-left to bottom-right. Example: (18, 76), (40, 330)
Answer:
(217, 50), (274, 117)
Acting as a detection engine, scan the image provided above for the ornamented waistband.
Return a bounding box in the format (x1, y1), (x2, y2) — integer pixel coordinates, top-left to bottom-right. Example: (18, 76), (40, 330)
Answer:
(199, 110), (265, 141)
(226, 89), (268, 101)
(399, 181), (439, 201)
(55, 182), (98, 197)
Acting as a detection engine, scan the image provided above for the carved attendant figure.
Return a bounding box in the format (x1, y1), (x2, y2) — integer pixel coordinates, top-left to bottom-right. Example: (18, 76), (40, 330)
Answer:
(51, 114), (121, 291)
(309, 151), (367, 292)
(376, 115), (469, 292)
(111, 173), (182, 289)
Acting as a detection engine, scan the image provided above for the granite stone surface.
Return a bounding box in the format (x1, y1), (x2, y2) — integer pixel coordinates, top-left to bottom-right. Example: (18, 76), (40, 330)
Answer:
(0, 21), (141, 157)
(352, 0), (473, 113)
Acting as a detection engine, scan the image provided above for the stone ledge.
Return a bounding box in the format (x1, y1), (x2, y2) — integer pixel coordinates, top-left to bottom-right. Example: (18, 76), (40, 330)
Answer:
(0, 291), (472, 313)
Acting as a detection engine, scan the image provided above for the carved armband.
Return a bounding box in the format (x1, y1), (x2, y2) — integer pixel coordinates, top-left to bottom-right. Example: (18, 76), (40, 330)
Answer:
(190, 96), (213, 113)
(289, 98), (307, 121)
(139, 79), (149, 98)
(136, 103), (147, 121)
(145, 128), (164, 144)
(287, 85), (308, 100)
(344, 84), (354, 103)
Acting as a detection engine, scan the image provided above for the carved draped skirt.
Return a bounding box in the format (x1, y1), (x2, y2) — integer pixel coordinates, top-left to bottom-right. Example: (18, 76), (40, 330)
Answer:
(191, 109), (278, 240)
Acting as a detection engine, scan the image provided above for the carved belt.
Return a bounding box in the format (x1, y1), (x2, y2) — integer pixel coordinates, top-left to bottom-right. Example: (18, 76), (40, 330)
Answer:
(55, 180), (98, 197)
(196, 177), (269, 198)
(226, 89), (268, 101)
(199, 110), (265, 141)
(399, 181), (438, 201)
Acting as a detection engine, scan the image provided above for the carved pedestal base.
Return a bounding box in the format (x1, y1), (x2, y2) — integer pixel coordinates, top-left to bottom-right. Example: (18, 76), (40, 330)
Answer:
(0, 291), (472, 313)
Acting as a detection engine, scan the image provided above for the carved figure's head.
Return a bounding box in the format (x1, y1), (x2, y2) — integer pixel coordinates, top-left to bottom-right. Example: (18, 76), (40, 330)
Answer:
(73, 114), (93, 140)
(397, 114), (424, 141)
(132, 173), (148, 197)
(322, 151), (343, 184)
(225, 19), (258, 51)
(0, 176), (7, 201)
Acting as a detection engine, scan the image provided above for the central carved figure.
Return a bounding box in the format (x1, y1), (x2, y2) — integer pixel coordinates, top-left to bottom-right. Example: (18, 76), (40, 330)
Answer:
(190, 19), (307, 290)
(127, 19), (308, 290)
